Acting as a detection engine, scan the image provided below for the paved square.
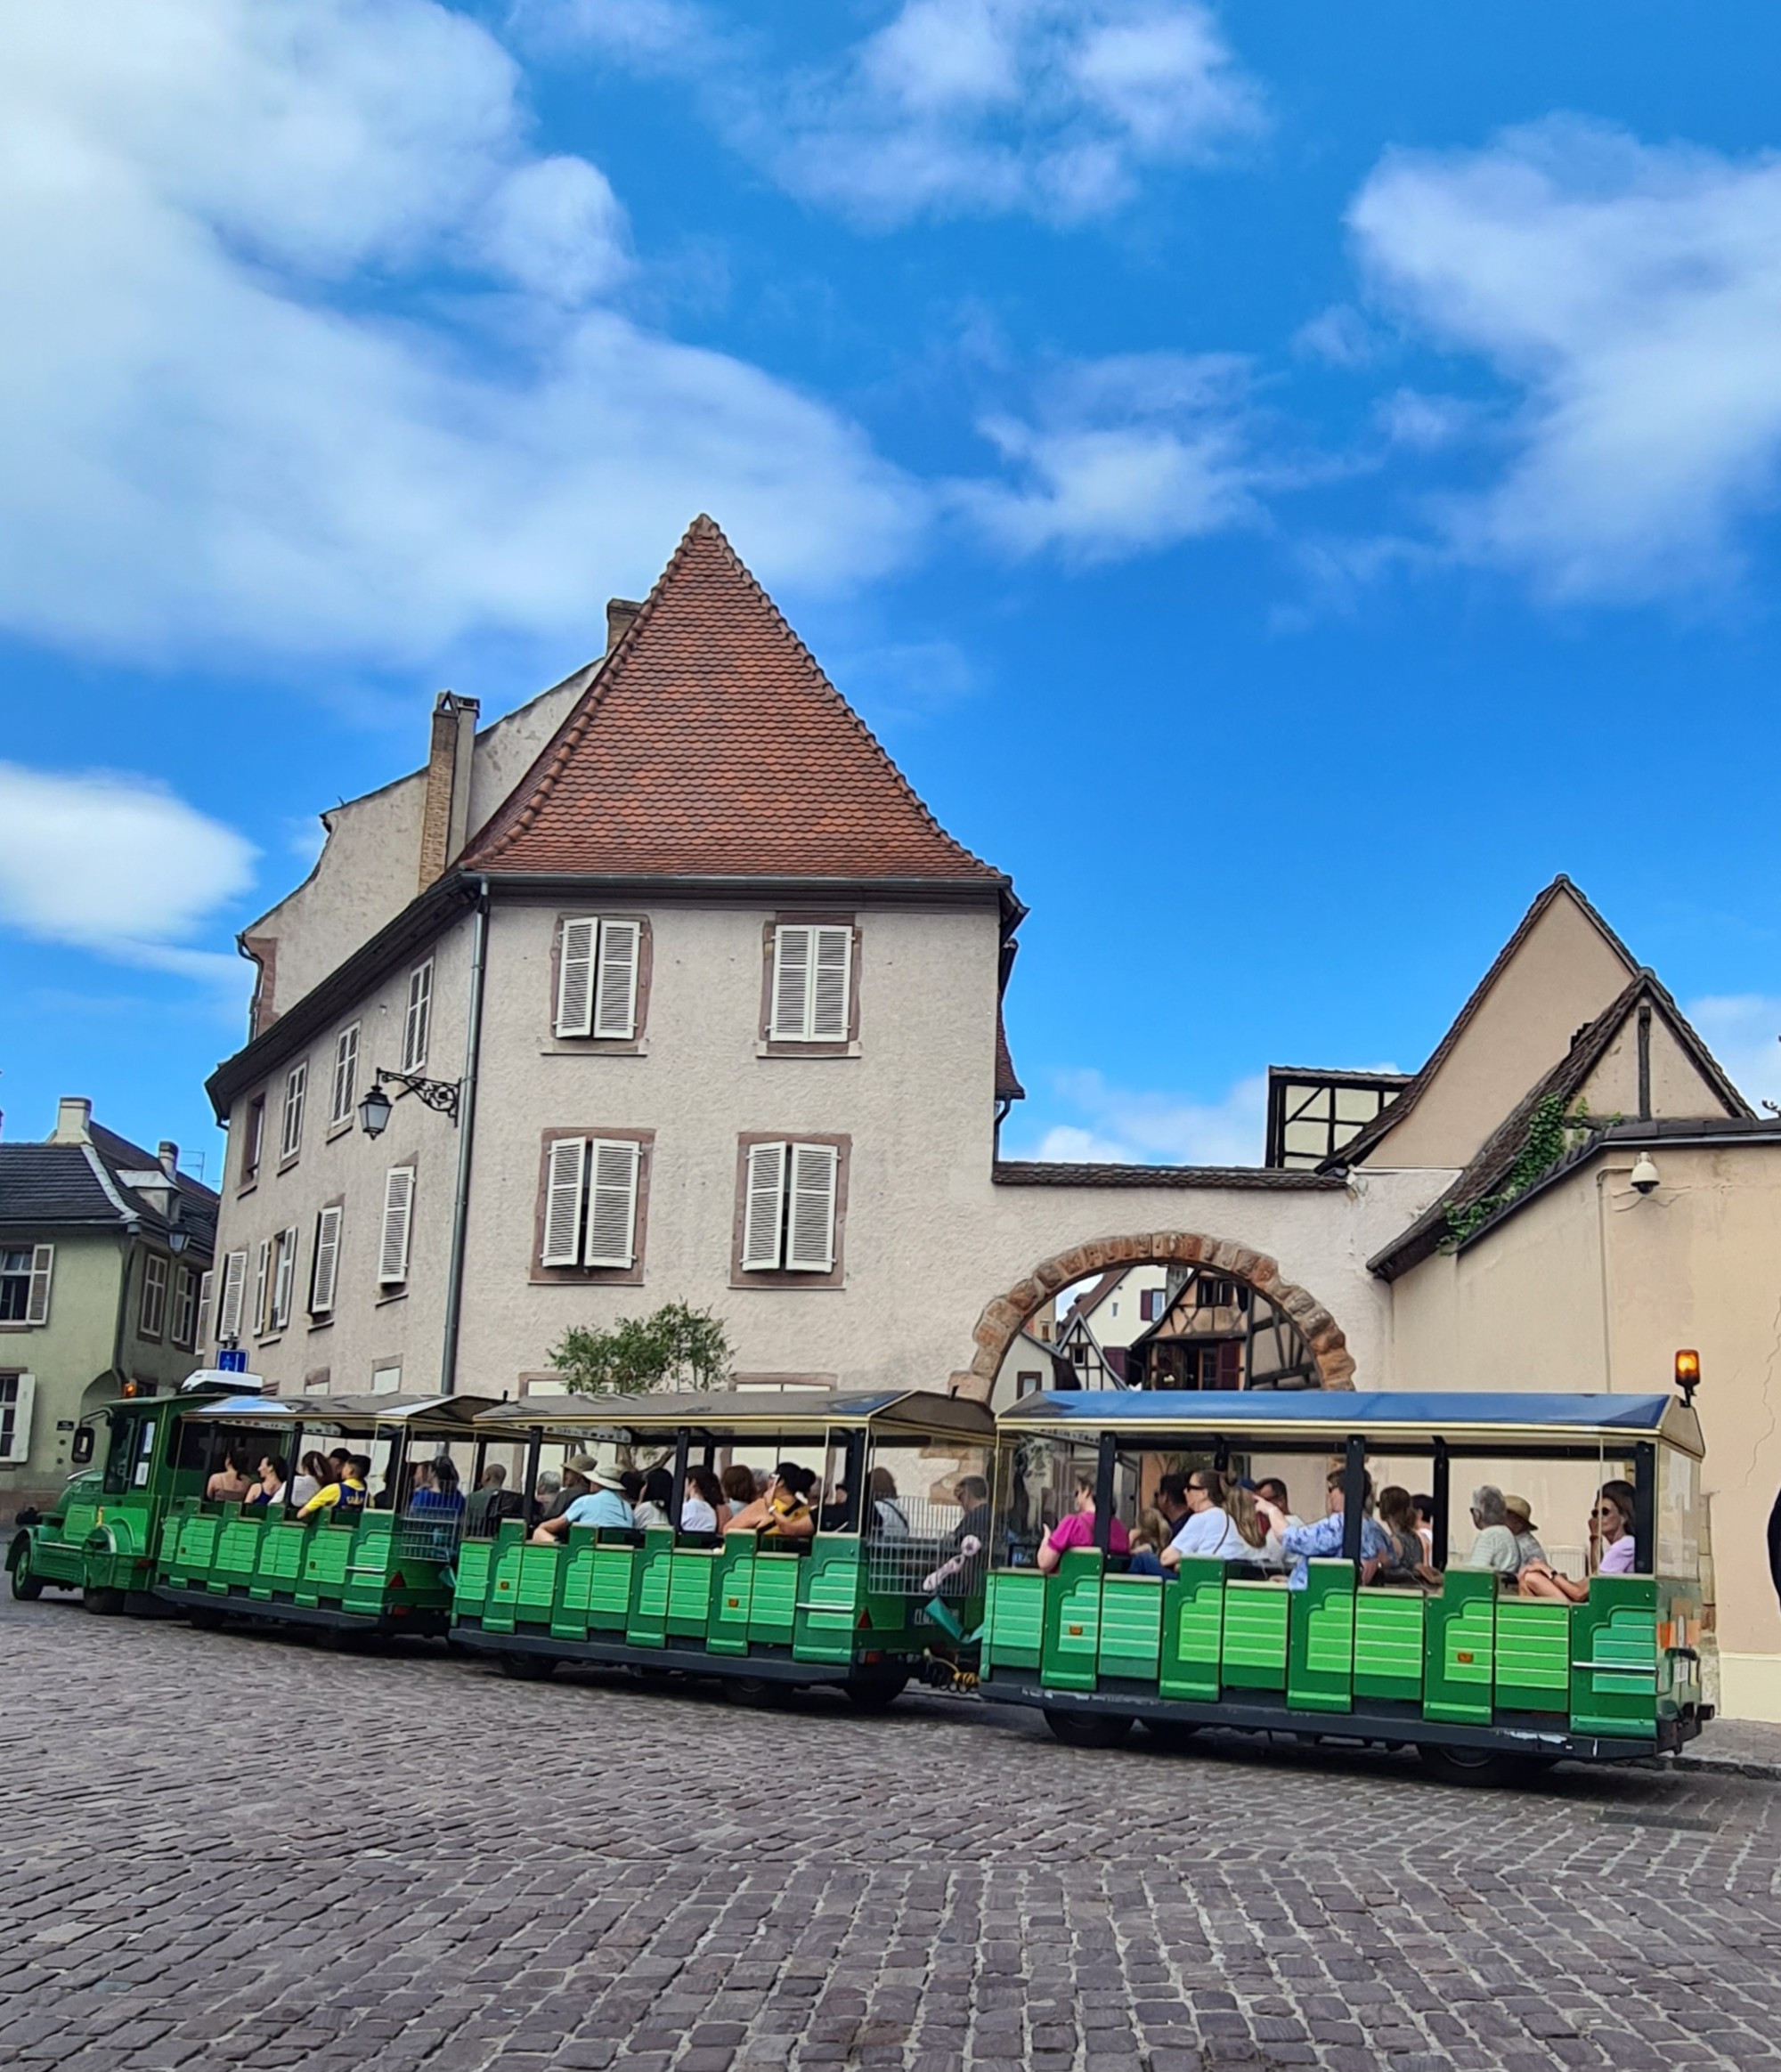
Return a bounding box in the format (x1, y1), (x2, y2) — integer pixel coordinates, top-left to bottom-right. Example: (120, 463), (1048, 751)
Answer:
(2, 1597), (1777, 2071)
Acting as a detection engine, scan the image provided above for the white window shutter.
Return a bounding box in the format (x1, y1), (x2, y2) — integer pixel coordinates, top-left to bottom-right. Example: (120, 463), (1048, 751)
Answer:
(272, 1226), (297, 1329)
(252, 1239), (272, 1335)
(541, 1139), (587, 1267)
(281, 1061), (307, 1158)
(403, 962), (433, 1070)
(593, 920), (640, 1039)
(585, 1140), (640, 1269)
(311, 1206), (342, 1315)
(1, 1376), (34, 1464)
(331, 1024), (360, 1124)
(378, 1167), (416, 1285)
(25, 1244), (53, 1325)
(785, 1143), (839, 1272)
(556, 919), (598, 1037)
(810, 927), (851, 1041)
(741, 1142), (789, 1271)
(197, 1269), (215, 1346)
(217, 1250), (247, 1340)
(769, 926), (812, 1039)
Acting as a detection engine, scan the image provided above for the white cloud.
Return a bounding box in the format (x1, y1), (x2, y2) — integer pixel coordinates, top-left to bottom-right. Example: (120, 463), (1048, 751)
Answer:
(1293, 303), (1379, 369)
(1684, 995), (1781, 1115)
(0, 0), (923, 666)
(1014, 1067), (1268, 1166)
(1374, 388), (1475, 452)
(0, 763), (257, 987)
(953, 351), (1265, 558)
(551, 0), (1260, 228)
(1351, 118), (1781, 600)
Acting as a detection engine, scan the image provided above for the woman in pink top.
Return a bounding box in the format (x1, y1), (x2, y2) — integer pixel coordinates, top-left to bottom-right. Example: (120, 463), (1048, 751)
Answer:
(1036, 1474), (1131, 1573)
(1518, 1481), (1638, 1600)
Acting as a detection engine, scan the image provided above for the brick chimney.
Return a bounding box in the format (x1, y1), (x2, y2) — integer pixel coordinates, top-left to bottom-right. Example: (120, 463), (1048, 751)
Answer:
(418, 690), (481, 890)
(52, 1096), (92, 1144)
(606, 597), (642, 653)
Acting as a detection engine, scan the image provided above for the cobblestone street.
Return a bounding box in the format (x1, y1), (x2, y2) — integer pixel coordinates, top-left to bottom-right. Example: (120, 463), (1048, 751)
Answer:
(3, 1597), (1779, 2072)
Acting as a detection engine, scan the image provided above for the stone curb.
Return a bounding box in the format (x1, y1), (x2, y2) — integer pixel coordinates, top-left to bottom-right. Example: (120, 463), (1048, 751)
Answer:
(1667, 1753), (1781, 1783)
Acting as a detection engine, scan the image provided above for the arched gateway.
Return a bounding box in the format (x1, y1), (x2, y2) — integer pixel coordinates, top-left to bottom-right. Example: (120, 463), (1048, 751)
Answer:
(951, 1231), (1356, 1401)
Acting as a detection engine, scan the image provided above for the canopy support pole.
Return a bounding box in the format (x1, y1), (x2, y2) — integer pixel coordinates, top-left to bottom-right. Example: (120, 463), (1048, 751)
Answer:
(1632, 1441), (1656, 1574)
(669, 1428), (690, 1533)
(1340, 1434), (1367, 1564)
(1093, 1432), (1116, 1555)
(522, 1426), (544, 1530)
(1430, 1439), (1450, 1569)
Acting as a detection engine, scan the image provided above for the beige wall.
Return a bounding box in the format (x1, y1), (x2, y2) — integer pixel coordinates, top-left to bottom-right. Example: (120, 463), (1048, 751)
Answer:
(1390, 1144), (1781, 1720)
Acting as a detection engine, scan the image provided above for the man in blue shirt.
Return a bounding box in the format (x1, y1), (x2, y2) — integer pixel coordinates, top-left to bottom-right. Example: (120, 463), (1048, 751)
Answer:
(1257, 1469), (1390, 1589)
(530, 1462), (634, 1542)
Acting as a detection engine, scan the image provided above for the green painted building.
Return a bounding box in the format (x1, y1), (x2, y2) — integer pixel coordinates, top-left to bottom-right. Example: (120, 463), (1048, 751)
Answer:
(0, 1098), (217, 1518)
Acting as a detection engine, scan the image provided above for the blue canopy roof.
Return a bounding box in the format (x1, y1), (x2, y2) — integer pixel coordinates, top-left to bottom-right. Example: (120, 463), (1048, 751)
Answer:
(996, 1389), (1702, 1455)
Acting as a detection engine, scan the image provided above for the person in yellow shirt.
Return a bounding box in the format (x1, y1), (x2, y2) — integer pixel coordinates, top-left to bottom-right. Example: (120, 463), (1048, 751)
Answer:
(297, 1459), (367, 1519)
(721, 1461), (816, 1540)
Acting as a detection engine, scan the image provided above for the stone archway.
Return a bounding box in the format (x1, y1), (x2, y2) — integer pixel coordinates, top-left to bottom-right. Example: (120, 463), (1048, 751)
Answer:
(950, 1231), (1355, 1401)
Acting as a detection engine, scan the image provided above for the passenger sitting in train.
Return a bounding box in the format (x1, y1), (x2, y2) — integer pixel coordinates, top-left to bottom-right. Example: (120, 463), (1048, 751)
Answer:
(720, 1466), (757, 1519)
(407, 1459), (465, 1515)
(1036, 1474), (1130, 1573)
(953, 1475), (993, 1553)
(297, 1454), (368, 1518)
(1126, 1507), (1171, 1578)
(679, 1467), (725, 1534)
(868, 1467), (911, 1538)
(1517, 1481), (1638, 1600)
(724, 1462), (817, 1540)
(1256, 1478), (1303, 1532)
(291, 1452), (329, 1510)
(244, 1454), (289, 1507)
(1158, 1471), (1245, 1567)
(1503, 1494), (1546, 1571)
(530, 1461), (635, 1541)
(1256, 1470), (1392, 1589)
(1466, 1486), (1524, 1578)
(1376, 1485), (1440, 1587)
(633, 1467), (675, 1530)
(1224, 1485), (1273, 1580)
(205, 1447), (256, 1503)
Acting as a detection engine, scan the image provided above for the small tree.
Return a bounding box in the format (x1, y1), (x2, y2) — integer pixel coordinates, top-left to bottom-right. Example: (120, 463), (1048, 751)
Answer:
(549, 1302), (733, 1398)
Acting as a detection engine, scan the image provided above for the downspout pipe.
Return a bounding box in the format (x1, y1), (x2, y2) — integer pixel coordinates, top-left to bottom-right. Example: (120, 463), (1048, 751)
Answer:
(440, 878), (490, 1397)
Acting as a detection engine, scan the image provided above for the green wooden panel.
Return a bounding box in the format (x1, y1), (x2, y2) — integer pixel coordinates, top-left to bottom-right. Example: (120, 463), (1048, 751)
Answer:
(256, 1520), (307, 1596)
(1354, 1589), (1424, 1702)
(479, 1536), (526, 1632)
(983, 1570), (1045, 1671)
(1098, 1574), (1163, 1682)
(747, 1549), (801, 1645)
(1159, 1560), (1224, 1701)
(1220, 1581), (1288, 1690)
(707, 1539), (754, 1655)
(343, 1515), (395, 1614)
(549, 1527), (598, 1637)
(667, 1548), (718, 1637)
(1040, 1552), (1103, 1694)
(1494, 1599), (1570, 1713)
(1288, 1562), (1354, 1713)
(453, 1537), (494, 1618)
(210, 1509), (262, 1592)
(1424, 1570), (1495, 1724)
(626, 1531), (674, 1647)
(177, 1511), (219, 1576)
(793, 1540), (861, 1664)
(586, 1543), (635, 1630)
(1570, 1579), (1658, 1736)
(509, 1542), (562, 1624)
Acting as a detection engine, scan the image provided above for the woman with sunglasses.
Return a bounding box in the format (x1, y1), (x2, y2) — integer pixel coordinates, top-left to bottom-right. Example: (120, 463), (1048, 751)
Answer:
(1517, 1480), (1638, 1600)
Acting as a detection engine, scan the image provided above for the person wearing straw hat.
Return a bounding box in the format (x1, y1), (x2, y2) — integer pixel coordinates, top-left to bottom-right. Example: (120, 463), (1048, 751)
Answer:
(530, 1459), (633, 1542)
(1503, 1494), (1546, 1572)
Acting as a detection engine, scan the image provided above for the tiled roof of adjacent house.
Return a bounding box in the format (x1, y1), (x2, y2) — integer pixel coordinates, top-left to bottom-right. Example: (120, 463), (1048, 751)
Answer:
(461, 516), (1004, 883)
(0, 1126), (219, 1240)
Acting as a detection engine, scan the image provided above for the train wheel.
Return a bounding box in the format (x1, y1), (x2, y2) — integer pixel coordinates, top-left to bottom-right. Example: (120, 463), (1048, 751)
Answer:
(843, 1670), (909, 1711)
(9, 1545), (43, 1601)
(498, 1652), (557, 1681)
(187, 1603), (226, 1631)
(84, 1587), (126, 1617)
(724, 1675), (784, 1708)
(1045, 1709), (1134, 1750)
(1142, 1719), (1201, 1751)
(1417, 1743), (1535, 1788)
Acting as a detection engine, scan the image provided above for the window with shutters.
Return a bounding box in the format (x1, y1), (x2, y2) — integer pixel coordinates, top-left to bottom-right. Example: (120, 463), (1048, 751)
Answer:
(252, 1238), (272, 1336)
(329, 1023), (361, 1127)
(0, 1373), (35, 1465)
(138, 1254), (169, 1340)
(270, 1225), (298, 1331)
(171, 1264), (199, 1350)
(0, 1246), (53, 1327)
(760, 918), (858, 1053)
(401, 960), (434, 1072)
(280, 1060), (307, 1163)
(551, 915), (648, 1044)
(378, 1166), (416, 1288)
(216, 1249), (248, 1343)
(732, 1134), (849, 1287)
(240, 1094), (265, 1185)
(309, 1204), (343, 1318)
(533, 1130), (651, 1283)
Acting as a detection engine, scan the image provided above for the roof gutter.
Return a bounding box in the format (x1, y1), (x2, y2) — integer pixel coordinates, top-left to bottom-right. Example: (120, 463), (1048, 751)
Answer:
(439, 878), (490, 1398)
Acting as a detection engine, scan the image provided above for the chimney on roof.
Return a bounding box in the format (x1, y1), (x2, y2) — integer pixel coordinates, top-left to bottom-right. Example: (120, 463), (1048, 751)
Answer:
(606, 598), (642, 653)
(53, 1097), (92, 1145)
(158, 1141), (179, 1180)
(418, 690), (481, 891)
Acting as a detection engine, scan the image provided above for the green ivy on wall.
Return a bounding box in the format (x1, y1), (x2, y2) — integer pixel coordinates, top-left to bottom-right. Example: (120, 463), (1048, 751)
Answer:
(1443, 1093), (1598, 1247)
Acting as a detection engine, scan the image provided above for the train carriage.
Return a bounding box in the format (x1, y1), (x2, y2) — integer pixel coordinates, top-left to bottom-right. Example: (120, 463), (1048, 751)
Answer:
(452, 1387), (996, 1706)
(983, 1388), (1710, 1784)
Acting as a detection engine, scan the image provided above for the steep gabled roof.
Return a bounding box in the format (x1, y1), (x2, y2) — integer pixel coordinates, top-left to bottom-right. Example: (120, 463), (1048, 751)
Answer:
(461, 516), (1004, 883)
(1327, 875), (1639, 1172)
(1367, 971), (1751, 1280)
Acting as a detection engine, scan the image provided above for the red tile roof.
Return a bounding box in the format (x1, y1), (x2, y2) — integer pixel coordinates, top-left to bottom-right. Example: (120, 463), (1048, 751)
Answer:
(462, 516), (1004, 882)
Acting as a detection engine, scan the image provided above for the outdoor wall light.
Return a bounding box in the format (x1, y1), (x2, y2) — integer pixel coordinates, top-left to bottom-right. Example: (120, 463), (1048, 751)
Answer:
(1675, 1349), (1701, 1406)
(1629, 1151), (1661, 1195)
(357, 1067), (461, 1137)
(167, 1223), (191, 1255)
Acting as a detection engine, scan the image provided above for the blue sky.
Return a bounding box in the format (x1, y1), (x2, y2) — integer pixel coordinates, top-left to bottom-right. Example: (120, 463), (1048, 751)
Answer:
(5, 0), (1781, 1178)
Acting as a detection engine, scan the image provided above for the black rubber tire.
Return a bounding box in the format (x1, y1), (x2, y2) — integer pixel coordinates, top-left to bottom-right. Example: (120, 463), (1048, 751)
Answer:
(498, 1652), (558, 1681)
(843, 1671), (910, 1711)
(1142, 1719), (1201, 1751)
(1417, 1743), (1537, 1788)
(187, 1604), (226, 1631)
(84, 1586), (126, 1617)
(9, 1547), (43, 1601)
(723, 1675), (785, 1708)
(1045, 1709), (1134, 1750)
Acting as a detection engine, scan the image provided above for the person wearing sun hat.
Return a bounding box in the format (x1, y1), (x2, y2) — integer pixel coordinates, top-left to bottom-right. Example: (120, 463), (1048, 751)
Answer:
(1503, 1493), (1547, 1572)
(529, 1458), (634, 1541)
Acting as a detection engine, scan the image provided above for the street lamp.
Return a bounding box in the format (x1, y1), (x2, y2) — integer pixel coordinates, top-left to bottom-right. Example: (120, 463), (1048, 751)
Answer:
(358, 1081), (394, 1139)
(357, 1067), (460, 1138)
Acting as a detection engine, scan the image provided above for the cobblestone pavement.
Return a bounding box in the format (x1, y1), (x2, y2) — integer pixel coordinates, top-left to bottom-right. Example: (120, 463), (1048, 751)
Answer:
(3, 1597), (1780, 2072)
